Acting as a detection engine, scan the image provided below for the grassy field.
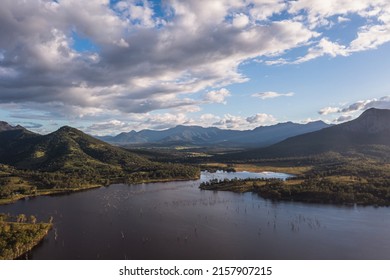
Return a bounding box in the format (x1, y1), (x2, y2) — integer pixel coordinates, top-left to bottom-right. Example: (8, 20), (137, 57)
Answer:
(232, 163), (311, 176)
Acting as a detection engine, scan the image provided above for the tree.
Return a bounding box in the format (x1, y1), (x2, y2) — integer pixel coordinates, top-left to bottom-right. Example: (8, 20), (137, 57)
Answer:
(29, 215), (37, 224)
(17, 214), (27, 223)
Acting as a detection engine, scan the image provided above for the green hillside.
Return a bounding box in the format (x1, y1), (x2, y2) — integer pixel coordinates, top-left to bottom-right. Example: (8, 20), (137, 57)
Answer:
(1, 126), (151, 171)
(0, 125), (199, 204)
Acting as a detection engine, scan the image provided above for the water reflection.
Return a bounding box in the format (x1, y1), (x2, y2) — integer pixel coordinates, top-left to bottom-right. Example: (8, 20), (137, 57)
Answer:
(200, 170), (292, 182)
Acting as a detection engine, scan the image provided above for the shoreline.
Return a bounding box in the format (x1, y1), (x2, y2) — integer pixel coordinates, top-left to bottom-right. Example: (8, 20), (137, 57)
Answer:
(199, 177), (390, 207)
(2, 168), (388, 207)
(0, 176), (200, 206)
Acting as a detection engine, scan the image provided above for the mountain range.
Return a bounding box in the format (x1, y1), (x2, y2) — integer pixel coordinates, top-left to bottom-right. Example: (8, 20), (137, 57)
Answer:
(97, 120), (331, 147)
(0, 121), (26, 132)
(229, 108), (390, 160)
(1, 108), (389, 208)
(1, 108), (389, 168)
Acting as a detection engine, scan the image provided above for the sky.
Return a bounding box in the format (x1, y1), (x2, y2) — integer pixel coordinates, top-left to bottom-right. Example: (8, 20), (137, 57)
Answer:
(0, 0), (390, 135)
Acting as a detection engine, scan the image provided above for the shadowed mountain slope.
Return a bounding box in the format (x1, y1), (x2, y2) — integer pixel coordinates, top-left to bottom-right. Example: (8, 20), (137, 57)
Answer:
(227, 108), (390, 160)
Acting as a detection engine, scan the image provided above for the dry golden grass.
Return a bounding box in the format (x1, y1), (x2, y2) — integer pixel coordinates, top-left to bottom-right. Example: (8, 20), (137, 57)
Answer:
(232, 164), (311, 175)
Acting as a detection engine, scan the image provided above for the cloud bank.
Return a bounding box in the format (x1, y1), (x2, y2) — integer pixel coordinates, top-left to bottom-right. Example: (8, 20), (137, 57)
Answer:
(319, 95), (390, 123)
(0, 0), (389, 133)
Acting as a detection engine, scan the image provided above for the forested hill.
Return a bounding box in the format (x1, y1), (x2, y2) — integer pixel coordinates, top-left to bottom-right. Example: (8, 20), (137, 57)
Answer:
(0, 124), (199, 198)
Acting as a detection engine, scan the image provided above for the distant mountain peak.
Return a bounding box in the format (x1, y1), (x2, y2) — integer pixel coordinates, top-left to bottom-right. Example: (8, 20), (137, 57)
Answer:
(308, 120), (327, 125)
(58, 125), (77, 131)
(97, 120), (331, 147)
(341, 107), (390, 133)
(357, 107), (390, 118)
(0, 121), (26, 132)
(56, 125), (85, 135)
(0, 121), (11, 126)
(233, 108), (390, 160)
(361, 107), (386, 113)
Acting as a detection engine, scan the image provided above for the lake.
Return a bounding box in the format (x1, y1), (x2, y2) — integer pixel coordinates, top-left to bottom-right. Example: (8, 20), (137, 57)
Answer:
(0, 171), (389, 259)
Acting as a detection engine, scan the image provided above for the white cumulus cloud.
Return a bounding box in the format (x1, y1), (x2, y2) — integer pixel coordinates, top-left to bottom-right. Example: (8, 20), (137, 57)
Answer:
(246, 113), (276, 124)
(318, 106), (341, 115)
(204, 88), (231, 104)
(318, 96), (390, 122)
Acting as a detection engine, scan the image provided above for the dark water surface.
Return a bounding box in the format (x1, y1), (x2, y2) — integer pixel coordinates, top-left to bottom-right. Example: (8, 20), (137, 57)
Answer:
(0, 171), (389, 259)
